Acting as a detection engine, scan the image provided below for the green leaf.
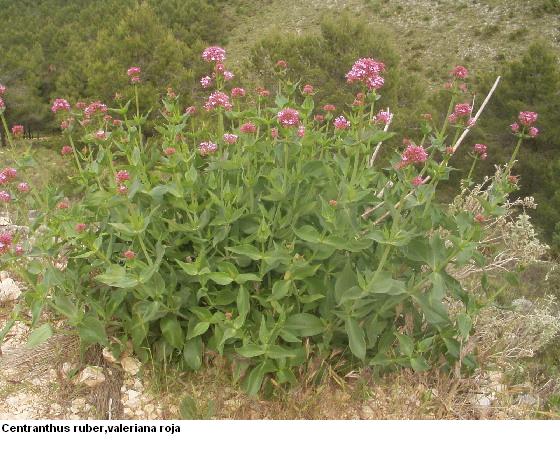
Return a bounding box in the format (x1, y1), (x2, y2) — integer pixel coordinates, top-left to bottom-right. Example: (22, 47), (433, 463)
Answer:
(335, 262), (357, 305)
(79, 317), (108, 346)
(294, 225), (321, 244)
(160, 316), (184, 350)
(345, 319), (366, 360)
(206, 272), (234, 285)
(234, 273), (261, 284)
(226, 244), (262, 260)
(236, 286), (250, 322)
(236, 344), (265, 358)
(187, 321), (210, 340)
(457, 313), (472, 339)
(410, 356), (430, 372)
(396, 333), (414, 357)
(51, 295), (82, 324)
(26, 323), (53, 348)
(284, 313), (324, 336)
(183, 337), (203, 370)
(266, 345), (299, 359)
(365, 271), (406, 295)
(270, 280), (291, 300)
(95, 265), (139, 288)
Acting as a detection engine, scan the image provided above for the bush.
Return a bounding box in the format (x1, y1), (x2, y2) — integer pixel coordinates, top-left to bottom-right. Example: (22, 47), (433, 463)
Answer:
(0, 49), (536, 395)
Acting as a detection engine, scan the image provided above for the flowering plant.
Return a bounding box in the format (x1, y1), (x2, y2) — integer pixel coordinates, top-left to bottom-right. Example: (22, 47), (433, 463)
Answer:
(0, 52), (537, 394)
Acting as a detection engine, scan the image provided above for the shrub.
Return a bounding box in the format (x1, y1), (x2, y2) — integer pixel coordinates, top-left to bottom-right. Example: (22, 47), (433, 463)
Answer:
(0, 49), (537, 395)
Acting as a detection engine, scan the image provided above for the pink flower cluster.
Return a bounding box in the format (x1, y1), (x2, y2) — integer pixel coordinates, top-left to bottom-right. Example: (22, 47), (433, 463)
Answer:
(204, 91), (232, 111)
(451, 66), (468, 79)
(374, 111), (393, 125)
(231, 87), (245, 98)
(84, 101), (108, 118)
(0, 232), (13, 254)
(473, 143), (488, 160)
(411, 175), (429, 186)
(0, 84), (6, 95)
(402, 145), (428, 165)
(198, 141), (218, 155)
(240, 122), (257, 134)
(345, 58), (386, 90)
(302, 84), (314, 95)
(202, 46), (226, 63)
(61, 145), (73, 156)
(116, 170), (130, 183)
(333, 115), (350, 130)
(127, 66), (141, 84)
(11, 125), (24, 137)
(223, 133), (238, 144)
(511, 111), (539, 138)
(51, 98), (71, 113)
(277, 108), (300, 127)
(200, 76), (213, 88)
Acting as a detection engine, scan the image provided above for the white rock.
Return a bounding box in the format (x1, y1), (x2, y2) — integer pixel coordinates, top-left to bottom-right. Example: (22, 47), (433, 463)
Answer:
(102, 347), (118, 364)
(121, 356), (141, 376)
(518, 394), (539, 406)
(75, 366), (106, 388)
(475, 395), (493, 407)
(0, 278), (21, 302)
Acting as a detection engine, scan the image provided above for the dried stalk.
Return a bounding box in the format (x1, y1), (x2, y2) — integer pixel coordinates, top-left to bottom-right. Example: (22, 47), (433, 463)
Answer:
(368, 108), (391, 167)
(452, 76), (501, 153)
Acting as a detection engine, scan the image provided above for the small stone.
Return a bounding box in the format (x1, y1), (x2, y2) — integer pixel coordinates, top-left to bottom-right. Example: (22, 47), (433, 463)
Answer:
(475, 395), (493, 407)
(75, 366), (106, 388)
(121, 357), (141, 376)
(102, 347), (118, 364)
(0, 278), (21, 302)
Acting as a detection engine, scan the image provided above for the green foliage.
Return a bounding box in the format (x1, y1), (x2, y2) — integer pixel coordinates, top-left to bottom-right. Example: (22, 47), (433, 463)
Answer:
(1, 50), (528, 395)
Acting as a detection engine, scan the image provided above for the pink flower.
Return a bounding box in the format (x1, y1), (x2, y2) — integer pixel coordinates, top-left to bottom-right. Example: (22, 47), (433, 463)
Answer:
(75, 101), (86, 110)
(402, 145), (428, 164)
(277, 108), (300, 127)
(14, 245), (23, 256)
(113, 119), (122, 127)
(116, 170), (130, 183)
(51, 98), (71, 113)
(200, 76), (213, 88)
(333, 115), (350, 130)
(276, 60), (288, 69)
(467, 117), (477, 128)
(452, 66), (468, 79)
(346, 57), (386, 90)
(60, 119), (73, 130)
(0, 97), (5, 113)
(84, 101), (108, 118)
(297, 125), (305, 137)
(271, 128), (279, 139)
(11, 125), (24, 137)
(256, 87), (270, 97)
(0, 191), (11, 203)
(75, 223), (87, 233)
(223, 71), (234, 81)
(198, 141), (218, 155)
(231, 87), (246, 98)
(518, 111), (538, 126)
(131, 76), (141, 84)
(185, 106), (197, 115)
(0, 84), (6, 95)
(223, 133), (238, 144)
(448, 113), (458, 124)
(57, 199), (70, 210)
(454, 103), (472, 116)
(0, 173), (7, 184)
(529, 127), (539, 138)
(314, 114), (324, 123)
(123, 249), (136, 260)
(117, 185), (128, 195)
(95, 130), (107, 140)
(127, 66), (141, 77)
(204, 91), (232, 111)
(240, 122), (257, 134)
(374, 111), (393, 125)
(323, 104), (336, 113)
(510, 123), (520, 133)
(17, 182), (30, 193)
(302, 84), (314, 95)
(3, 168), (16, 179)
(61, 145), (73, 156)
(473, 144), (488, 160)
(411, 175), (428, 186)
(202, 46), (226, 63)
(215, 63), (225, 74)
(0, 232), (12, 254)
(164, 147), (176, 156)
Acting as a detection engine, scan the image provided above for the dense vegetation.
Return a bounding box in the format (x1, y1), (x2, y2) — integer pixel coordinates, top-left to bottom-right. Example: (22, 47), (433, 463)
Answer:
(0, 0), (558, 248)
